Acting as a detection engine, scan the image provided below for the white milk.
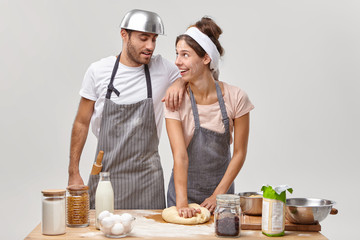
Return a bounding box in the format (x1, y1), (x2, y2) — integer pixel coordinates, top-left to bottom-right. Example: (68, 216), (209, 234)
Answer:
(42, 197), (66, 235)
(95, 180), (114, 229)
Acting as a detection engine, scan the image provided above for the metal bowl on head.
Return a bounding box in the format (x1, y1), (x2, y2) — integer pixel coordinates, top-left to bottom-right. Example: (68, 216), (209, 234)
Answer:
(286, 198), (338, 225)
(120, 9), (164, 35)
(238, 192), (263, 215)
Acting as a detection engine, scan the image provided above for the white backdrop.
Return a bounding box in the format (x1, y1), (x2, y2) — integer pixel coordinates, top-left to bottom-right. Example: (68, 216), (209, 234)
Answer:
(0, 0), (359, 239)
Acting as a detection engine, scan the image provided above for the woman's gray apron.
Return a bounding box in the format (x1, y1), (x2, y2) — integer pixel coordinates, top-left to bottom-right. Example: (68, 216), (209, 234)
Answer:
(88, 54), (166, 209)
(167, 81), (234, 207)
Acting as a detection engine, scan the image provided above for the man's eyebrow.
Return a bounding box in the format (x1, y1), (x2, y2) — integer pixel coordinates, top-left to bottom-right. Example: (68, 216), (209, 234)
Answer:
(139, 33), (158, 37)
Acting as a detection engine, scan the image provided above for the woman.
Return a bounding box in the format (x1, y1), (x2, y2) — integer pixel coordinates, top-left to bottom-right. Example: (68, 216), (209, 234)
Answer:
(165, 17), (254, 218)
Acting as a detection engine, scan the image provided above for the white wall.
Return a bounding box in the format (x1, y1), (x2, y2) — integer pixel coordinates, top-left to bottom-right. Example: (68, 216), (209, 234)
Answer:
(0, 0), (359, 239)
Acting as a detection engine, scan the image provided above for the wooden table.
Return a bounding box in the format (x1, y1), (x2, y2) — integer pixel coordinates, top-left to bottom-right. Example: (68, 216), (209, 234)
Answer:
(25, 210), (328, 240)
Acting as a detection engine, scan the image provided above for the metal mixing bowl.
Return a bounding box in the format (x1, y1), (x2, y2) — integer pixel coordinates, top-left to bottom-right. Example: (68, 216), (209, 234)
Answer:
(238, 192), (263, 215)
(120, 9), (165, 35)
(286, 198), (337, 224)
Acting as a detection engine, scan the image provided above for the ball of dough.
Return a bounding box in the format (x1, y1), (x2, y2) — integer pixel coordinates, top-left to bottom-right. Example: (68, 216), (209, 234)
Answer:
(162, 203), (210, 225)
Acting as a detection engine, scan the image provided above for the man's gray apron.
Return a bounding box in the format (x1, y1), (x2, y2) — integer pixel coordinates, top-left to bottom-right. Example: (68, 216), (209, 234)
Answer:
(88, 54), (166, 209)
(167, 81), (234, 207)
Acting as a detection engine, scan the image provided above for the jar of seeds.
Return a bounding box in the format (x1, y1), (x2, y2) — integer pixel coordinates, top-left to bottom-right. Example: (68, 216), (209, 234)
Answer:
(66, 185), (89, 227)
(214, 194), (241, 237)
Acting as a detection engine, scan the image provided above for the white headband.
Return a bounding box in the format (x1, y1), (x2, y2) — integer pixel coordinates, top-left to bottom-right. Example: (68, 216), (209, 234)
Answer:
(184, 27), (220, 79)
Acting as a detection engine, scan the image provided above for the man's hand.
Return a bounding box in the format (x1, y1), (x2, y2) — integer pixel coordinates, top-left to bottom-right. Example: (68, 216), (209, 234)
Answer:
(68, 97), (94, 187)
(162, 78), (186, 111)
(200, 194), (217, 213)
(68, 172), (84, 186)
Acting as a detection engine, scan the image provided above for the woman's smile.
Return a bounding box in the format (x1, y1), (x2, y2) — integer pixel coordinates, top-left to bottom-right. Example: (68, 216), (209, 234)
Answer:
(175, 40), (205, 81)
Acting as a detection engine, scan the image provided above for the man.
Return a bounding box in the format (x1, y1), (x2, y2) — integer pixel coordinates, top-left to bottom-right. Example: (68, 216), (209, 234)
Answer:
(68, 9), (184, 209)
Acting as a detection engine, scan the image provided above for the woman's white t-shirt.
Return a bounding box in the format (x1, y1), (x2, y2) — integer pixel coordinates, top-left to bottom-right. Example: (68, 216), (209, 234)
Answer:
(80, 54), (181, 139)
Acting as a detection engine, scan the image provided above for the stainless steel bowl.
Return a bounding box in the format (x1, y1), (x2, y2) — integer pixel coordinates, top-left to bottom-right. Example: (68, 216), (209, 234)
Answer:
(120, 9), (164, 35)
(286, 198), (338, 224)
(238, 192), (263, 216)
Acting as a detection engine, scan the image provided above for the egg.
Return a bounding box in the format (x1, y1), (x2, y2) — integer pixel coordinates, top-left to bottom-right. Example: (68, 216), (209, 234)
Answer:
(100, 225), (111, 235)
(101, 216), (115, 229)
(111, 214), (122, 223)
(98, 210), (111, 222)
(122, 220), (132, 233)
(111, 223), (124, 235)
(119, 213), (133, 222)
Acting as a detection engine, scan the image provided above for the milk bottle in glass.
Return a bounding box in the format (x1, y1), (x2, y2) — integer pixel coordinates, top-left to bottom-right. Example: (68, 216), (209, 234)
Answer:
(95, 172), (114, 229)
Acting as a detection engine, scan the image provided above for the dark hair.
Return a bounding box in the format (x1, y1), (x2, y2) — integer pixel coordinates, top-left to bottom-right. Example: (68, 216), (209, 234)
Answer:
(176, 17), (224, 57)
(125, 29), (133, 38)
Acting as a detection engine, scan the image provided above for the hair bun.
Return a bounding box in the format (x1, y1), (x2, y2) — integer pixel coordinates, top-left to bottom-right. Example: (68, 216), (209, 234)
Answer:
(194, 17), (224, 56)
(196, 17), (222, 39)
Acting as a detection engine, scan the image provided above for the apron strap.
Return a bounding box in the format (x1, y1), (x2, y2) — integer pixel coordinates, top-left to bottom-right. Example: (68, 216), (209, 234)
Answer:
(189, 81), (230, 132)
(106, 54), (121, 99)
(189, 87), (200, 129)
(106, 53), (152, 99)
(215, 81), (230, 132)
(144, 64), (152, 98)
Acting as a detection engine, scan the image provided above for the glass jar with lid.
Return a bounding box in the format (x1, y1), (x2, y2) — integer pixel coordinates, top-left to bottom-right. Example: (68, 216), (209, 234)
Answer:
(41, 189), (66, 235)
(66, 185), (90, 227)
(214, 194), (241, 237)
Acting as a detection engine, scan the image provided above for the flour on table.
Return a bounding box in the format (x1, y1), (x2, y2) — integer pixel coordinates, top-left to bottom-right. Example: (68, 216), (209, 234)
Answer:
(131, 216), (214, 238)
(130, 210), (161, 215)
(80, 232), (103, 238)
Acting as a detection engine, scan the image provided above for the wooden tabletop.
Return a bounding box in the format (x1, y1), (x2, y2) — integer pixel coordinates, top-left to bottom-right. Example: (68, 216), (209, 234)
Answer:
(25, 210), (328, 240)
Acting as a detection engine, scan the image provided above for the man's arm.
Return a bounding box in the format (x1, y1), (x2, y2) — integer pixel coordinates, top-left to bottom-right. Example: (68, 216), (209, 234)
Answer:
(162, 77), (186, 111)
(68, 97), (95, 186)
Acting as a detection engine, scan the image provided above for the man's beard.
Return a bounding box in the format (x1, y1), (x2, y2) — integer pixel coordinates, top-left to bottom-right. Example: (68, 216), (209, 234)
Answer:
(126, 39), (151, 65)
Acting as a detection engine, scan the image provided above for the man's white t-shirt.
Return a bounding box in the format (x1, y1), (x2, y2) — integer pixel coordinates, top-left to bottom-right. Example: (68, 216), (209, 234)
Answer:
(79, 54), (181, 139)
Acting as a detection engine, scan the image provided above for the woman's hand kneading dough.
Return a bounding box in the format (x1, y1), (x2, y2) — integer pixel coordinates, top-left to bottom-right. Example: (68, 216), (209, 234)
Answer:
(162, 203), (211, 224)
